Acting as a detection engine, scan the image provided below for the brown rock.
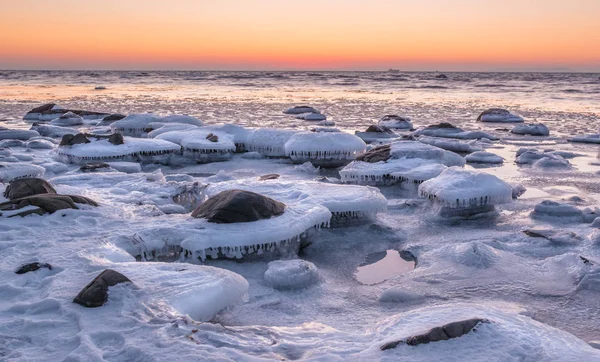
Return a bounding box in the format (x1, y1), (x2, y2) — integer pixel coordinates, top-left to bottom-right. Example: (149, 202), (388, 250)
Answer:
(73, 269), (132, 308)
(258, 174), (280, 181)
(0, 194), (98, 217)
(355, 144), (391, 163)
(3, 178), (57, 200)
(60, 133), (91, 146)
(108, 133), (125, 145)
(192, 189), (285, 223)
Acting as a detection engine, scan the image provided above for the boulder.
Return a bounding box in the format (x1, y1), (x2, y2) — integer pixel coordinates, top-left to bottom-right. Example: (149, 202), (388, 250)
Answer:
(258, 174), (280, 181)
(15, 262), (52, 274)
(0, 194), (98, 217)
(192, 189), (285, 223)
(206, 133), (219, 142)
(108, 133), (125, 145)
(425, 122), (459, 129)
(60, 133), (91, 146)
(80, 162), (111, 172)
(365, 125), (394, 134)
(73, 269), (132, 308)
(381, 318), (486, 350)
(3, 178), (57, 200)
(103, 114), (126, 122)
(355, 144), (391, 163)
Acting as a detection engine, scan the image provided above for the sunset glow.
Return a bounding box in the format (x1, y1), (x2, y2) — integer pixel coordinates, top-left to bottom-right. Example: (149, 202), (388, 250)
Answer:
(1, 0), (599, 71)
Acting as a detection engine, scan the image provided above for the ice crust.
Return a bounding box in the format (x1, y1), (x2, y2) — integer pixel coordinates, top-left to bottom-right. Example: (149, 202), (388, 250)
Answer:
(419, 167), (513, 208)
(284, 131), (366, 164)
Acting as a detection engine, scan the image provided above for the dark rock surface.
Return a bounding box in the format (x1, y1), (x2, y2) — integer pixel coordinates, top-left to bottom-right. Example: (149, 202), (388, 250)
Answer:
(73, 269), (132, 308)
(258, 174), (280, 181)
(80, 162), (111, 172)
(15, 262), (53, 274)
(3, 178), (57, 200)
(0, 194), (98, 217)
(192, 189), (285, 223)
(102, 114), (126, 122)
(365, 125), (394, 134)
(108, 133), (125, 145)
(355, 144), (391, 163)
(476, 108), (510, 122)
(381, 318), (486, 350)
(425, 122), (459, 129)
(60, 133), (91, 146)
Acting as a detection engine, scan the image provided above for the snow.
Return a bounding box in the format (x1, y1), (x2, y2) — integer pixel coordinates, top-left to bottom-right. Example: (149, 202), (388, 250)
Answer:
(511, 123), (550, 136)
(284, 131), (366, 166)
(465, 151), (504, 164)
(155, 129), (236, 163)
(390, 141), (466, 167)
(55, 136), (181, 164)
(418, 167), (513, 209)
(264, 259), (320, 290)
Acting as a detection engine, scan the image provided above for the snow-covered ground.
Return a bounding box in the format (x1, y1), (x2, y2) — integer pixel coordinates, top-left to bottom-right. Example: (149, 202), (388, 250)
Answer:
(1, 72), (600, 361)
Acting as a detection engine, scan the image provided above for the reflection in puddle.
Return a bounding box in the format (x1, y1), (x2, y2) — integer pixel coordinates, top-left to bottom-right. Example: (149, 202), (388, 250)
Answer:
(354, 250), (415, 285)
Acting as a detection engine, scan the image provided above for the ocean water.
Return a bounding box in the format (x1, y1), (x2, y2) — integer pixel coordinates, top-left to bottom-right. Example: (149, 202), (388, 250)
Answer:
(1, 71), (599, 135)
(2, 70), (600, 360)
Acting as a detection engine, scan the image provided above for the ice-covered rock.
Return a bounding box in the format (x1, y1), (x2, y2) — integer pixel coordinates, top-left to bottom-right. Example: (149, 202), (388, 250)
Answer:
(23, 103), (109, 122)
(147, 123), (199, 138)
(511, 123), (550, 136)
(390, 163), (447, 186)
(0, 162), (45, 182)
(381, 318), (487, 349)
(155, 129), (235, 163)
(592, 217), (600, 228)
(264, 259), (319, 290)
(284, 131), (366, 168)
(532, 155), (572, 169)
(110, 113), (162, 137)
(26, 139), (55, 150)
(30, 124), (77, 138)
(465, 151), (504, 164)
(378, 115), (413, 130)
(205, 179), (387, 225)
(516, 149), (572, 169)
(477, 108), (524, 123)
(418, 136), (482, 153)
(0, 129), (40, 141)
(568, 134), (600, 144)
(419, 167), (512, 216)
(311, 127), (341, 133)
(95, 113), (126, 126)
(414, 123), (498, 140)
(355, 125), (397, 143)
(296, 112), (326, 121)
(73, 269), (132, 308)
(159, 114), (203, 127)
(49, 111), (84, 127)
(283, 105), (319, 115)
(0, 193), (98, 217)
(532, 200), (583, 220)
(317, 119), (335, 126)
(245, 128), (297, 157)
(55, 135), (181, 164)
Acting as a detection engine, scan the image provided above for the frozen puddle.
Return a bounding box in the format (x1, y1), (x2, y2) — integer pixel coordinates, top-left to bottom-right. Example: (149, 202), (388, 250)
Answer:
(354, 250), (415, 285)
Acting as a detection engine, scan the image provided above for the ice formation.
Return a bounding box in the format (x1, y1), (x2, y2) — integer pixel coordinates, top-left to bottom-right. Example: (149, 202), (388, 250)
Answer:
(296, 112), (327, 121)
(418, 136), (482, 153)
(465, 151), (504, 164)
(30, 124), (77, 138)
(511, 123), (550, 136)
(378, 115), (413, 130)
(284, 131), (366, 167)
(0, 163), (45, 182)
(390, 163), (447, 186)
(355, 125), (397, 143)
(205, 178), (387, 225)
(516, 149), (572, 169)
(244, 128), (297, 157)
(388, 141), (466, 167)
(477, 108), (524, 123)
(49, 111), (84, 127)
(532, 200), (583, 220)
(263, 259), (320, 290)
(132, 201), (331, 261)
(146, 123), (198, 138)
(568, 134), (600, 144)
(283, 105), (319, 114)
(110, 113), (162, 137)
(155, 129), (235, 163)
(0, 129), (40, 141)
(418, 167), (513, 215)
(414, 123), (498, 140)
(159, 114), (203, 127)
(55, 136), (181, 164)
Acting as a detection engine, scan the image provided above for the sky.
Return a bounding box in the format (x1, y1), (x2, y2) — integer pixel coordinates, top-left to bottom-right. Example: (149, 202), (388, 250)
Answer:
(1, 0), (599, 71)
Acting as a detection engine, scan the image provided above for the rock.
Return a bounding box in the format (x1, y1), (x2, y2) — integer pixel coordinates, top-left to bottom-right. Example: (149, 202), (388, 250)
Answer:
(0, 194), (98, 217)
(206, 133), (219, 142)
(522, 228), (582, 245)
(73, 269), (132, 308)
(435, 74), (448, 79)
(365, 125), (394, 133)
(425, 122), (459, 129)
(103, 114), (126, 122)
(380, 318), (486, 350)
(258, 174), (280, 181)
(60, 133), (91, 146)
(477, 108), (524, 123)
(49, 111), (84, 126)
(80, 162), (111, 172)
(3, 178), (57, 200)
(511, 123), (550, 136)
(108, 133), (125, 145)
(191, 189), (285, 223)
(15, 262), (52, 274)
(283, 106), (319, 115)
(532, 200), (582, 219)
(355, 144), (391, 163)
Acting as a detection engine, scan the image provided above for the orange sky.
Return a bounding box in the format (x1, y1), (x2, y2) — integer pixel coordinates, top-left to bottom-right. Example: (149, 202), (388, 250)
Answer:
(1, 0), (599, 71)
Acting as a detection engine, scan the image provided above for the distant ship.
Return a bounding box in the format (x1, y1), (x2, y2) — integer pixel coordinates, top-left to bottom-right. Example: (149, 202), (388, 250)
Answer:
(387, 69), (400, 73)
